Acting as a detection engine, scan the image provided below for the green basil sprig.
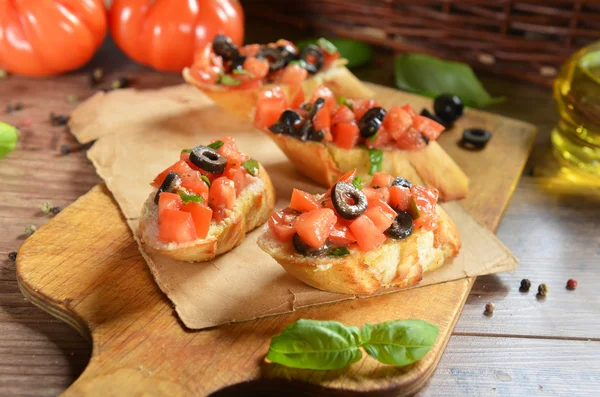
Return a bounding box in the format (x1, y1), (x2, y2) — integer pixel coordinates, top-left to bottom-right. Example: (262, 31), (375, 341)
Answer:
(180, 194), (203, 205)
(0, 121), (19, 158)
(201, 175), (211, 187)
(267, 319), (438, 370)
(363, 147), (383, 175)
(351, 176), (363, 190)
(242, 158), (259, 176)
(218, 74), (241, 86)
(338, 96), (354, 111)
(207, 140), (224, 150)
(327, 246), (350, 257)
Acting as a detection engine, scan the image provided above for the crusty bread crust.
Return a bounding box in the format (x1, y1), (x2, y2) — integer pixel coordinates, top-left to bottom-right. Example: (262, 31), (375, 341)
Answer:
(264, 131), (469, 202)
(182, 60), (374, 120)
(139, 164), (276, 262)
(257, 205), (460, 295)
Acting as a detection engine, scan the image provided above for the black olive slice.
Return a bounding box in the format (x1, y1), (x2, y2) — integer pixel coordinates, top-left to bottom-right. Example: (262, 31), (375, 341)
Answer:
(358, 107), (386, 138)
(434, 94), (464, 124)
(154, 171), (182, 204)
(189, 145), (228, 174)
(212, 34), (239, 61)
(294, 98), (326, 141)
(385, 210), (414, 240)
(257, 46), (286, 72)
(331, 182), (368, 220)
(269, 110), (302, 135)
(278, 44), (299, 64)
(307, 128), (325, 142)
(299, 44), (325, 74)
(391, 177), (412, 189)
(461, 128), (492, 150)
(293, 233), (328, 256)
(230, 54), (247, 71)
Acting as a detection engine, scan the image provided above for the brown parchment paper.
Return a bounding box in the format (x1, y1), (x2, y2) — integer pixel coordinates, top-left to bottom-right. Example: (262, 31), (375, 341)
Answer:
(70, 84), (518, 330)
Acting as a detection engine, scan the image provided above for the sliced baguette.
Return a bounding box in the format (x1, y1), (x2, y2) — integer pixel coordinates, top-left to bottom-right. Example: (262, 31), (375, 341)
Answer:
(265, 131), (469, 202)
(183, 59), (374, 120)
(257, 205), (460, 295)
(139, 164), (276, 262)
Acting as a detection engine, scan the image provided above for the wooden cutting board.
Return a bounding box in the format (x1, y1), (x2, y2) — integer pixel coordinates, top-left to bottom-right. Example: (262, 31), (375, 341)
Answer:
(16, 84), (536, 396)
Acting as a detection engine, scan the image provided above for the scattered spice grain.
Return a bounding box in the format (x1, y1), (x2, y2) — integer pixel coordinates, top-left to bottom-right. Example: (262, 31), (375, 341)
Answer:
(537, 283), (549, 297)
(519, 279), (531, 292)
(566, 279), (578, 290)
(8, 252), (17, 261)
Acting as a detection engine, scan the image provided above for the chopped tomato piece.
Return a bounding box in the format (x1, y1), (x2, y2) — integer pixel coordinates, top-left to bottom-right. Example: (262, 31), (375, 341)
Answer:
(411, 185), (439, 231)
(239, 44), (261, 57)
(180, 172), (209, 200)
(223, 166), (250, 196)
(383, 106), (413, 141)
(278, 64), (308, 84)
(332, 105), (355, 125)
(313, 106), (332, 141)
(242, 56), (269, 80)
(395, 127), (427, 151)
(326, 170), (358, 197)
(254, 87), (287, 130)
(219, 141), (248, 170)
(158, 192), (183, 217)
(332, 122), (359, 150)
(181, 202), (212, 239)
(413, 115), (445, 141)
(365, 206), (395, 233)
(329, 222), (356, 246)
(235, 79), (263, 90)
(349, 215), (387, 252)
(209, 177), (236, 222)
(352, 99), (382, 120)
(289, 189), (320, 212)
(365, 126), (392, 148)
(323, 50), (341, 69)
(289, 86), (305, 108)
(294, 208), (337, 249)
(152, 161), (193, 187)
(310, 86), (336, 114)
(371, 172), (394, 188)
(269, 208), (298, 242)
(401, 104), (418, 118)
(159, 209), (197, 243)
(363, 187), (394, 213)
(389, 185), (412, 211)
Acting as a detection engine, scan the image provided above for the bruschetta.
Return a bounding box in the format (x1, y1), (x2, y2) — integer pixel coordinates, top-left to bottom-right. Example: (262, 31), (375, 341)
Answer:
(253, 85), (469, 202)
(139, 137), (276, 262)
(183, 35), (373, 120)
(257, 170), (461, 295)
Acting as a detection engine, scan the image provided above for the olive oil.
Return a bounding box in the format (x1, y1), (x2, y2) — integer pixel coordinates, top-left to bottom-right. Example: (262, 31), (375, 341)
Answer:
(552, 42), (600, 178)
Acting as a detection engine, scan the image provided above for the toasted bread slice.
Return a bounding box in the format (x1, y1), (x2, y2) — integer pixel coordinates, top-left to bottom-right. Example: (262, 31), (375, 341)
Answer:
(183, 60), (374, 120)
(257, 205), (460, 295)
(265, 131), (469, 202)
(140, 164), (276, 262)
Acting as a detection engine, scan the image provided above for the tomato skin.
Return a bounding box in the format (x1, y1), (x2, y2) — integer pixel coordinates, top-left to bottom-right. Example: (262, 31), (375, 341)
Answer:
(152, 161), (193, 187)
(158, 192), (183, 217)
(310, 86), (336, 114)
(349, 215), (387, 252)
(109, 0), (244, 72)
(294, 208), (337, 249)
(389, 185), (412, 211)
(159, 209), (197, 243)
(254, 87), (287, 130)
(223, 166), (250, 196)
(289, 189), (320, 213)
(332, 122), (359, 150)
(243, 56), (269, 80)
(209, 177), (236, 222)
(180, 172), (209, 201)
(411, 185), (439, 231)
(332, 105), (356, 125)
(383, 106), (413, 141)
(289, 86), (305, 109)
(401, 104), (418, 118)
(365, 206), (395, 233)
(278, 64), (308, 84)
(313, 106), (332, 141)
(181, 202), (212, 239)
(371, 172), (394, 188)
(0, 0), (107, 76)
(413, 115), (445, 141)
(269, 208), (298, 242)
(395, 128), (427, 150)
(329, 222), (356, 246)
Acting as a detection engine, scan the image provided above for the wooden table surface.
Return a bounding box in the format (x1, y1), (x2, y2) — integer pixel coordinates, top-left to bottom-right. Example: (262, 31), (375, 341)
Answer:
(2, 24), (600, 396)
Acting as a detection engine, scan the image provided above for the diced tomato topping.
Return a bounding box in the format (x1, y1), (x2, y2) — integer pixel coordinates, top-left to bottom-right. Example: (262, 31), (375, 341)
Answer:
(328, 222), (356, 246)
(158, 192), (183, 217)
(152, 161), (193, 188)
(323, 50), (341, 69)
(310, 86), (336, 114)
(235, 79), (263, 90)
(181, 202), (212, 239)
(332, 105), (355, 125)
(218, 139), (248, 170)
(389, 185), (412, 211)
(223, 166), (250, 196)
(413, 115), (445, 141)
(254, 87), (287, 130)
(242, 56), (269, 80)
(239, 44), (261, 57)
(365, 205), (395, 233)
(411, 185), (439, 231)
(401, 104), (418, 118)
(294, 208), (337, 249)
(278, 64), (308, 84)
(180, 172), (209, 200)
(332, 122), (359, 150)
(349, 215), (387, 252)
(289, 189), (320, 212)
(395, 127), (427, 151)
(383, 106), (413, 141)
(371, 172), (394, 188)
(209, 177), (236, 222)
(336, 169), (357, 184)
(159, 209), (197, 243)
(189, 42), (223, 85)
(365, 126), (392, 148)
(289, 86), (305, 109)
(313, 106), (332, 141)
(269, 208), (298, 242)
(352, 99), (382, 120)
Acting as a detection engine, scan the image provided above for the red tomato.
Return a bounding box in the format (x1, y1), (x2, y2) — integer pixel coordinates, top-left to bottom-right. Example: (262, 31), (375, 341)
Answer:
(401, 104), (418, 118)
(0, 0), (107, 76)
(371, 172), (394, 188)
(383, 106), (413, 141)
(294, 209), (337, 249)
(365, 206), (395, 233)
(239, 44), (260, 57)
(218, 139), (248, 169)
(329, 222), (356, 246)
(289, 189), (320, 213)
(313, 106), (332, 141)
(395, 128), (427, 151)
(352, 99), (382, 120)
(158, 192), (183, 217)
(349, 215), (387, 252)
(413, 115), (445, 141)
(278, 64), (308, 84)
(159, 209), (197, 243)
(331, 105), (355, 125)
(289, 86), (305, 109)
(181, 172), (209, 201)
(223, 166), (250, 196)
(181, 202), (212, 239)
(242, 56), (269, 80)
(310, 86), (336, 114)
(269, 208), (298, 242)
(332, 122), (359, 150)
(326, 170), (358, 197)
(389, 185), (411, 211)
(365, 126), (392, 148)
(188, 42), (222, 84)
(322, 50), (340, 69)
(411, 185), (439, 231)
(109, 0), (244, 72)
(152, 161), (193, 187)
(254, 87), (287, 130)
(209, 177), (236, 222)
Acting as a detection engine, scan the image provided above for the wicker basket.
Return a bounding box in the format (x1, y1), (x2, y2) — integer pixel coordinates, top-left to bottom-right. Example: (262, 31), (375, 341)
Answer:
(245, 0), (600, 86)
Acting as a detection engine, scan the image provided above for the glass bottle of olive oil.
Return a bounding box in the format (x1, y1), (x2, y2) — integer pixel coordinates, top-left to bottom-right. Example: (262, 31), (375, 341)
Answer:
(552, 41), (600, 178)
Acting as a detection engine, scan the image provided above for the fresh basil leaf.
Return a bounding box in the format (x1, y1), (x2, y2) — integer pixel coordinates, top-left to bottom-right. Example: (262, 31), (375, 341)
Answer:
(179, 194), (203, 205)
(298, 38), (374, 68)
(394, 54), (504, 108)
(242, 158), (259, 176)
(181, 148), (192, 154)
(364, 147), (383, 176)
(351, 176), (363, 190)
(218, 74), (241, 86)
(267, 319), (363, 370)
(317, 38), (338, 55)
(327, 246), (350, 257)
(201, 175), (211, 187)
(232, 69), (255, 78)
(288, 59), (308, 69)
(0, 121), (18, 158)
(207, 140), (224, 150)
(408, 197), (420, 220)
(361, 319), (438, 366)
(338, 96), (353, 110)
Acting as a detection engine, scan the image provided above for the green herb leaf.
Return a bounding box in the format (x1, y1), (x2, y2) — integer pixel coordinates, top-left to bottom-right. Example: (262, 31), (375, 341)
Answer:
(207, 140), (224, 150)
(317, 38), (338, 55)
(181, 148), (192, 154)
(351, 176), (363, 190)
(367, 132), (379, 143)
(361, 319), (438, 366)
(242, 158), (259, 176)
(288, 59), (308, 68)
(298, 38), (374, 68)
(267, 319), (363, 370)
(408, 197), (420, 220)
(179, 194), (203, 205)
(0, 121), (19, 158)
(394, 54), (504, 108)
(218, 74), (242, 86)
(363, 147), (383, 176)
(338, 96), (354, 110)
(201, 175), (211, 187)
(327, 246), (350, 257)
(232, 69), (255, 78)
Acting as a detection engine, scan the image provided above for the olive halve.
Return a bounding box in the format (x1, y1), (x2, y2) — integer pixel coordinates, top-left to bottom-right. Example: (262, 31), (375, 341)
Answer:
(420, 108), (450, 129)
(331, 182), (368, 220)
(391, 177), (413, 189)
(257, 46), (285, 72)
(299, 44), (325, 74)
(461, 128), (492, 150)
(269, 110), (303, 135)
(278, 44), (299, 64)
(153, 171), (182, 204)
(189, 145), (228, 174)
(212, 34), (239, 61)
(293, 233), (328, 256)
(385, 210), (414, 240)
(434, 94), (464, 124)
(358, 107), (387, 138)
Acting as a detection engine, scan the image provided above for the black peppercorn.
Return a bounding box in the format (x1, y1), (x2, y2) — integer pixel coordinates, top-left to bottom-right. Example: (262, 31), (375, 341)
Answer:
(537, 283), (549, 297)
(112, 76), (130, 90)
(88, 68), (104, 86)
(8, 251), (17, 261)
(51, 206), (62, 215)
(60, 144), (71, 156)
(520, 278), (531, 292)
(50, 112), (69, 126)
